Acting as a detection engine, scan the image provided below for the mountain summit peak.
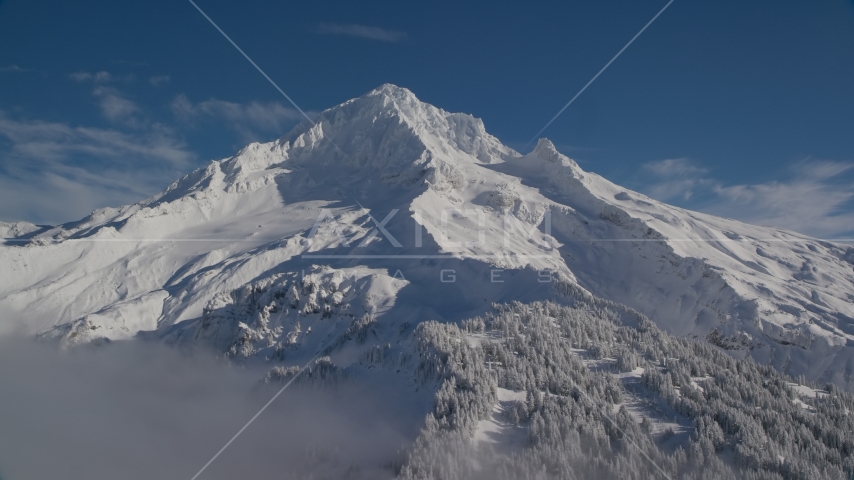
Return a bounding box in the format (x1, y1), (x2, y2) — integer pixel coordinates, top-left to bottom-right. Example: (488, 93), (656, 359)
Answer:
(530, 137), (581, 170)
(275, 84), (515, 169)
(365, 83), (418, 100)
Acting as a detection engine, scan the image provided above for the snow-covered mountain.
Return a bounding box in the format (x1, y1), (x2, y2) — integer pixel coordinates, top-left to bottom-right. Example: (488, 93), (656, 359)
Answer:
(2, 83), (853, 390)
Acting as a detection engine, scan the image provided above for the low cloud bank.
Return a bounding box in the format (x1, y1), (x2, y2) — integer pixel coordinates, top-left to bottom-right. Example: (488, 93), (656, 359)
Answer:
(0, 337), (413, 480)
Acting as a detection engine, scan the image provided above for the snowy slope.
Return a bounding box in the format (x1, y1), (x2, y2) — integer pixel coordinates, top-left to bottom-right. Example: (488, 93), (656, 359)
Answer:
(0, 220), (45, 239)
(1, 84), (853, 389)
(497, 139), (854, 387)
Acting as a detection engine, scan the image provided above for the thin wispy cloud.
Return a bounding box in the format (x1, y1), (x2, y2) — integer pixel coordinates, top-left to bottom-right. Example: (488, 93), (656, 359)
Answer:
(92, 86), (141, 125)
(637, 157), (854, 239)
(316, 22), (406, 42)
(70, 71), (115, 83)
(149, 75), (170, 86)
(0, 68), (314, 224)
(641, 158), (711, 201)
(71, 72), (150, 128)
(0, 65), (29, 73)
(0, 111), (195, 224)
(0, 72), (197, 224)
(171, 94), (306, 142)
(0, 113), (191, 166)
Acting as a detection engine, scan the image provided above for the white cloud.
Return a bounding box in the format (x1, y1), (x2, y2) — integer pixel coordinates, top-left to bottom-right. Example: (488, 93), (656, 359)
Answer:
(92, 86), (140, 124)
(0, 65), (29, 73)
(70, 71), (115, 83)
(316, 22), (406, 42)
(0, 111), (195, 224)
(171, 94), (305, 142)
(641, 158), (712, 201)
(0, 338), (415, 479)
(68, 72), (145, 126)
(149, 75), (170, 86)
(643, 158), (707, 177)
(0, 113), (190, 165)
(0, 83), (308, 224)
(637, 158), (854, 239)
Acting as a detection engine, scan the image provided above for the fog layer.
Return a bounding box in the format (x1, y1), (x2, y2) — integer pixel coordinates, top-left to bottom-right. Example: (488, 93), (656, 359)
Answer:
(0, 337), (418, 480)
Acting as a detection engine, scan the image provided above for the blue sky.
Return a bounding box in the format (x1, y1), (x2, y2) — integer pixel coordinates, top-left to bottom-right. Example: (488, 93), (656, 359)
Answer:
(1, 0), (852, 239)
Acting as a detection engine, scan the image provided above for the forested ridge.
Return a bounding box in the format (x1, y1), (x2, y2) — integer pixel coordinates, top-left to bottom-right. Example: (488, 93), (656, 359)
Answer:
(397, 300), (854, 480)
